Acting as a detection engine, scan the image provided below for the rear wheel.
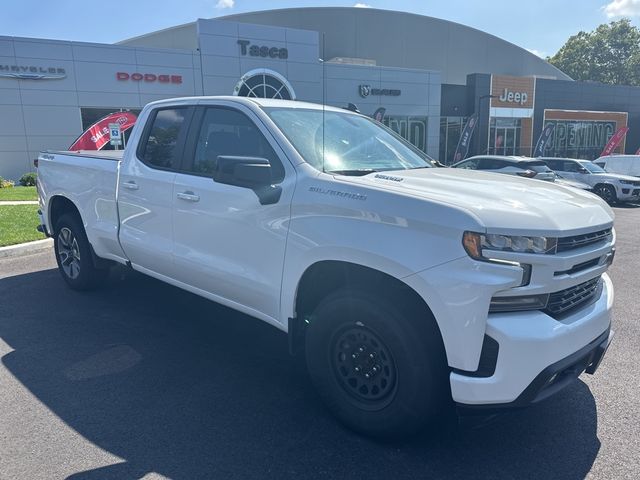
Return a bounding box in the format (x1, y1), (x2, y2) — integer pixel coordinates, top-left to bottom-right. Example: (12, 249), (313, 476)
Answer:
(305, 289), (451, 439)
(594, 184), (617, 204)
(54, 213), (109, 290)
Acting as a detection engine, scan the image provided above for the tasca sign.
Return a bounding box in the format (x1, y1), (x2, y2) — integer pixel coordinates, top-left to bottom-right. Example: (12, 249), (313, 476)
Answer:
(491, 75), (535, 109)
(0, 65), (66, 80)
(237, 40), (288, 59)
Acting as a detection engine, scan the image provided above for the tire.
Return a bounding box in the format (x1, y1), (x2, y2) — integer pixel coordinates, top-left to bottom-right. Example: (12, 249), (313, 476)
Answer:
(305, 288), (451, 439)
(594, 184), (617, 205)
(53, 213), (109, 290)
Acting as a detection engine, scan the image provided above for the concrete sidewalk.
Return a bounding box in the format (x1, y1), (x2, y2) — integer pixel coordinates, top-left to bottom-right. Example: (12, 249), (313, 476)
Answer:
(0, 201), (39, 205)
(0, 239), (52, 259)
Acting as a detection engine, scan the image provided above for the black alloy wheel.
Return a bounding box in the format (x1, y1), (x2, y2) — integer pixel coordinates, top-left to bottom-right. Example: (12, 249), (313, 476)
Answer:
(594, 184), (617, 204)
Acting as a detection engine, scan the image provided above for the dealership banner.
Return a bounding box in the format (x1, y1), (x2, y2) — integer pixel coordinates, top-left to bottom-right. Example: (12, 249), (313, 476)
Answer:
(600, 126), (629, 157)
(533, 123), (556, 157)
(69, 112), (138, 151)
(452, 113), (478, 163)
(372, 107), (386, 123)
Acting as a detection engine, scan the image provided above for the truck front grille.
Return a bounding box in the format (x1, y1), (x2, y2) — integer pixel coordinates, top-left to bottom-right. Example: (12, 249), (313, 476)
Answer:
(556, 229), (612, 253)
(544, 276), (602, 317)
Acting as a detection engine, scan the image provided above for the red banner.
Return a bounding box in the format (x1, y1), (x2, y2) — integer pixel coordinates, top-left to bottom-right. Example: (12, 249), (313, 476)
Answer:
(600, 127), (629, 157)
(69, 112), (138, 151)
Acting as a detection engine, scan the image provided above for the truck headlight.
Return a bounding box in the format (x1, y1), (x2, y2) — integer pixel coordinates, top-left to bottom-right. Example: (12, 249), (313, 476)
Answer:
(463, 231), (558, 260)
(619, 180), (634, 185)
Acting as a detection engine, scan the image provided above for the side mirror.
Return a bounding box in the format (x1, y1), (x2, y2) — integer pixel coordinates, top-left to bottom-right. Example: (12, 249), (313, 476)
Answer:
(214, 155), (282, 205)
(215, 156), (273, 188)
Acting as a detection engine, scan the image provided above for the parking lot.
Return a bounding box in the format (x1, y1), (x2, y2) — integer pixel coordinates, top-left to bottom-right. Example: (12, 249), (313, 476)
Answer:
(0, 204), (638, 480)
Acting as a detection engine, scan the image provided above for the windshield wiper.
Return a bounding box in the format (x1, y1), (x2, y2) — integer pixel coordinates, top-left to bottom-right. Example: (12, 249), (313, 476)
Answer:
(326, 169), (378, 176)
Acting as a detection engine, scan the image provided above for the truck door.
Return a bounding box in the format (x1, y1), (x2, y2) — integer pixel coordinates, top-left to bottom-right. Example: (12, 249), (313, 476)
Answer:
(118, 106), (194, 276)
(171, 104), (295, 322)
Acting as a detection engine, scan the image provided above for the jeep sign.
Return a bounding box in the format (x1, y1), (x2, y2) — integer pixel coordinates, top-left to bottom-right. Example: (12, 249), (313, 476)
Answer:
(237, 40), (288, 59)
(499, 88), (528, 106)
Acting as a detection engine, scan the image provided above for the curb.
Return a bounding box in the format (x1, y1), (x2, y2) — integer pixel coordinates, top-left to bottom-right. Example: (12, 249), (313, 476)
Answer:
(0, 201), (39, 205)
(0, 238), (53, 259)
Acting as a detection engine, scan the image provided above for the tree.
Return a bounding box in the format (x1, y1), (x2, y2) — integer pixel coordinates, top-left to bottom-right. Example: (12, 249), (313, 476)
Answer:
(548, 19), (640, 86)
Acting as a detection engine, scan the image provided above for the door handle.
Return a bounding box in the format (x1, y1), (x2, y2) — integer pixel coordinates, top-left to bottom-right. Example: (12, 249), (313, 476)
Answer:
(122, 181), (139, 190)
(177, 191), (200, 202)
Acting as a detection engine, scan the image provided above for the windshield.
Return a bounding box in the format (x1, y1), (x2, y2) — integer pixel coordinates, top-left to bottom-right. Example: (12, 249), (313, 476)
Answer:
(580, 161), (607, 174)
(265, 108), (433, 174)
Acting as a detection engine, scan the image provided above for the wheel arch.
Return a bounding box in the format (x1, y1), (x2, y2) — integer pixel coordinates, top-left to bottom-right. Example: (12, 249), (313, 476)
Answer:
(48, 195), (111, 269)
(289, 260), (446, 360)
(48, 195), (82, 234)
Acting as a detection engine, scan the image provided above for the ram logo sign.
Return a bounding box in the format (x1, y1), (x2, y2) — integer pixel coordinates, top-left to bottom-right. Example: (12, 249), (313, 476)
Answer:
(359, 85), (401, 98)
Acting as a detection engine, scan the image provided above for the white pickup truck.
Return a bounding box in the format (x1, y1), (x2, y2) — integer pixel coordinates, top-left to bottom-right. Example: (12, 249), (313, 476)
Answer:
(37, 97), (615, 438)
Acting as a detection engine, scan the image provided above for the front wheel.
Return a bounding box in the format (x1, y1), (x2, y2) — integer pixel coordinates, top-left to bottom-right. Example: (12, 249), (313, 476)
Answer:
(54, 213), (109, 290)
(594, 184), (617, 204)
(305, 289), (451, 439)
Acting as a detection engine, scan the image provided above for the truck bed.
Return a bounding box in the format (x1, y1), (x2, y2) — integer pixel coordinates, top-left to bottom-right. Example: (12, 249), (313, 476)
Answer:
(37, 150), (127, 263)
(46, 150), (125, 161)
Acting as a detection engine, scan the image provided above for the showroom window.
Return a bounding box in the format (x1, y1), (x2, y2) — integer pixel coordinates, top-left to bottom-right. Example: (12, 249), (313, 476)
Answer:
(383, 116), (428, 153)
(489, 118), (522, 156)
(439, 116), (467, 165)
(234, 69), (296, 100)
(80, 107), (141, 150)
(542, 120), (617, 160)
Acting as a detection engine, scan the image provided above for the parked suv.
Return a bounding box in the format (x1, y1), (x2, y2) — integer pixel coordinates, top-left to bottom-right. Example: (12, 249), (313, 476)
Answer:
(452, 156), (556, 181)
(542, 157), (640, 204)
(594, 155), (640, 177)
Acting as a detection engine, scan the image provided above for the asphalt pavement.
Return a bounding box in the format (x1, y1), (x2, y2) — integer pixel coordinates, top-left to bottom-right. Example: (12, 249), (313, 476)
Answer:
(0, 204), (639, 480)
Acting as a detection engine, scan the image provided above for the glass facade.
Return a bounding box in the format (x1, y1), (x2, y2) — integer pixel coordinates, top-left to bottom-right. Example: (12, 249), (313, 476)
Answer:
(439, 116), (467, 165)
(383, 116), (428, 153)
(541, 120), (617, 160)
(489, 118), (522, 156)
(80, 107), (141, 150)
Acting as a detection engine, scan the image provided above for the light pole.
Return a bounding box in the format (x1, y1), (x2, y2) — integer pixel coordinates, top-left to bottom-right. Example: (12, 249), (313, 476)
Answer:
(476, 94), (497, 154)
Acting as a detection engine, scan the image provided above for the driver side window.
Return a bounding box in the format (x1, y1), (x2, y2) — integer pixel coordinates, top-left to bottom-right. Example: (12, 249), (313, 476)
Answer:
(190, 107), (285, 182)
(563, 161), (580, 172)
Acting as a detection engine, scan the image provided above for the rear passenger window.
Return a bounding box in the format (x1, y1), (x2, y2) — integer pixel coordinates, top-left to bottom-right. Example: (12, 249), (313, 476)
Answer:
(139, 108), (190, 170)
(190, 107), (285, 182)
(545, 160), (560, 170)
(479, 158), (505, 170)
(455, 159), (478, 169)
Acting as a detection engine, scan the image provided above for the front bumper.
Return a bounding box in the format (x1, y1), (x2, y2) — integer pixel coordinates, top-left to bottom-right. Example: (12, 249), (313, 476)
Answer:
(451, 273), (613, 407)
(616, 186), (640, 202)
(457, 327), (613, 414)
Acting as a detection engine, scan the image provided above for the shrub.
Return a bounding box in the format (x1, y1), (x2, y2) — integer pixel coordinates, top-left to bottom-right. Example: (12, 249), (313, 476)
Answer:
(19, 172), (37, 186)
(0, 177), (15, 188)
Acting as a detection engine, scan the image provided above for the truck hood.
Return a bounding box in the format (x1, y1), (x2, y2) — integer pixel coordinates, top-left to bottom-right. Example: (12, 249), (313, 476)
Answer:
(344, 168), (614, 234)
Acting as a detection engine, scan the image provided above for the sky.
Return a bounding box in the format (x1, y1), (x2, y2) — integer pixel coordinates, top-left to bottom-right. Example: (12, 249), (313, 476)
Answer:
(1, 0), (639, 58)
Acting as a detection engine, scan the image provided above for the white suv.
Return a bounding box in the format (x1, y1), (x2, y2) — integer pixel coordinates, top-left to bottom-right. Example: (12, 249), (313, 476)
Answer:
(542, 157), (640, 204)
(594, 155), (640, 177)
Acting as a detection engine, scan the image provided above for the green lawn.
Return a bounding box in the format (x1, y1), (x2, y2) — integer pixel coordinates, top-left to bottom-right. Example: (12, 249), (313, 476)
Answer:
(0, 186), (38, 201)
(0, 204), (46, 247)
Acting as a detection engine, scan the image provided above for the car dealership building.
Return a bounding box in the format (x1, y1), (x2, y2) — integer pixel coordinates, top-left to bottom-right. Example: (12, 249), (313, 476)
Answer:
(2, 6), (640, 180)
